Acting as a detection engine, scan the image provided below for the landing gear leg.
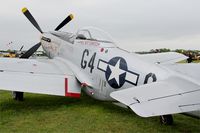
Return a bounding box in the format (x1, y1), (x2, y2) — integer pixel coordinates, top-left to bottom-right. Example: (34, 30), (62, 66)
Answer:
(160, 115), (173, 125)
(12, 91), (24, 101)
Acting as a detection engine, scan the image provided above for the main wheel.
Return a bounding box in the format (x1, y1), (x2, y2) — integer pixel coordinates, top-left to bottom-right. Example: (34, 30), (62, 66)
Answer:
(12, 91), (24, 101)
(160, 115), (173, 125)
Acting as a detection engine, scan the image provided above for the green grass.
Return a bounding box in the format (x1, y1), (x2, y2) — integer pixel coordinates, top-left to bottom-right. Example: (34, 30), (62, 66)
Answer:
(0, 91), (200, 133)
(178, 60), (200, 63)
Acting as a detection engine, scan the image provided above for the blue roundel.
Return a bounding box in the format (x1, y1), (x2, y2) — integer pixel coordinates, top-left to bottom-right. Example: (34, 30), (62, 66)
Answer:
(105, 57), (128, 89)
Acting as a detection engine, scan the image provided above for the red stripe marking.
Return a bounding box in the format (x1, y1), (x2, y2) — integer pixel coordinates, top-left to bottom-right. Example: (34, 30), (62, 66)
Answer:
(65, 78), (80, 98)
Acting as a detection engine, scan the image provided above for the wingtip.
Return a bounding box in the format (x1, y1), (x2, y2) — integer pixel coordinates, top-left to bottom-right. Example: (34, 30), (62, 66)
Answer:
(22, 7), (28, 13)
(69, 14), (74, 20)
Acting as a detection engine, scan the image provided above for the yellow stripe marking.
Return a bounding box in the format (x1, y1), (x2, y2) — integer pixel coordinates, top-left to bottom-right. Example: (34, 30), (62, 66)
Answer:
(22, 7), (28, 13)
(69, 14), (74, 20)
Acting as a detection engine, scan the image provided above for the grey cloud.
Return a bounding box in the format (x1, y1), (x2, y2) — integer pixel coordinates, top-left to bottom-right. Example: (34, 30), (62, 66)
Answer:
(0, 0), (200, 51)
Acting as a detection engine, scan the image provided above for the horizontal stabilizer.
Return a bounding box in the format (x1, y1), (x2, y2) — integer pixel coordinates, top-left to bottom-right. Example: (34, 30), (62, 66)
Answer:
(138, 52), (188, 64)
(166, 63), (200, 82)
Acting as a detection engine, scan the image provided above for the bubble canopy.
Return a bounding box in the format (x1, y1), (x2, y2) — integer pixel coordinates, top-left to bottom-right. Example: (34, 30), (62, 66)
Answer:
(76, 27), (115, 44)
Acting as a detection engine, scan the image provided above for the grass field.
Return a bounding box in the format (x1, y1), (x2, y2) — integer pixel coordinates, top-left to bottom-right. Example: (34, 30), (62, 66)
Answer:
(0, 91), (200, 133)
(178, 60), (200, 63)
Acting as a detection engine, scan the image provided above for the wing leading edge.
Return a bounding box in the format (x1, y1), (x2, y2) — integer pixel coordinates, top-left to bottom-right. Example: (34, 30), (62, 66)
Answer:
(110, 76), (200, 117)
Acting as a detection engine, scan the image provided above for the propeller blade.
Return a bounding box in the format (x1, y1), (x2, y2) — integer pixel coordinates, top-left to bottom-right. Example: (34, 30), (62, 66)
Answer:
(19, 45), (24, 51)
(55, 14), (74, 31)
(20, 42), (41, 58)
(22, 7), (43, 33)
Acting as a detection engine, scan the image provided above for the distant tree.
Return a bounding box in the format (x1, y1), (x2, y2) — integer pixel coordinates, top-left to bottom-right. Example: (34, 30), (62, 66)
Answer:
(159, 48), (170, 52)
(175, 49), (186, 54)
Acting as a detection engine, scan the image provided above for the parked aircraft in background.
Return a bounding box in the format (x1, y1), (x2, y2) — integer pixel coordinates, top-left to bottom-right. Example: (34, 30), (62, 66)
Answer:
(0, 8), (199, 125)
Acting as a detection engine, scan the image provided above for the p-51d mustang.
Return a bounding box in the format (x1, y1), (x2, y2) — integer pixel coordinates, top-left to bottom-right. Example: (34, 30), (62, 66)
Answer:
(0, 8), (200, 125)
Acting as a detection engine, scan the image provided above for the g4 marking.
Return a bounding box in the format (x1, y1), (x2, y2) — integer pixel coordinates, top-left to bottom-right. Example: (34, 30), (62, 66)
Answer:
(81, 49), (96, 73)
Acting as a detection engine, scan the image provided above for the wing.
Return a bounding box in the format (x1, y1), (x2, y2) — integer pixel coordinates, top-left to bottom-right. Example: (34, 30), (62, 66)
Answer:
(0, 58), (81, 98)
(110, 76), (200, 117)
(137, 52), (188, 64)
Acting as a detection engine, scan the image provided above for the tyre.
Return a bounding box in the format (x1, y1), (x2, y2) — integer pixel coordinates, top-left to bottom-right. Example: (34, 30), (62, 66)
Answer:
(160, 115), (173, 125)
(12, 91), (24, 101)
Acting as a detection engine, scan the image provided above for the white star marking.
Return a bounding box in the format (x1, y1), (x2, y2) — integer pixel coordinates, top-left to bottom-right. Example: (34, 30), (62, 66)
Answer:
(108, 59), (126, 85)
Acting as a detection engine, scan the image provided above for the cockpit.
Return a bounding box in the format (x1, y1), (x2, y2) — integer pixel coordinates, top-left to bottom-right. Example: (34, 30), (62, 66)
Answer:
(50, 27), (117, 47)
(76, 27), (116, 45)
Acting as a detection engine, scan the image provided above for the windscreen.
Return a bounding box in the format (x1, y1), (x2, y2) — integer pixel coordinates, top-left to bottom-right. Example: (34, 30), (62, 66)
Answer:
(76, 27), (115, 43)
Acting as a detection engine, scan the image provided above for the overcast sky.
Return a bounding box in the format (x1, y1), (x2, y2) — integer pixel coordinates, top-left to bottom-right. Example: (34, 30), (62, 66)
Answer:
(1, 0), (200, 51)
